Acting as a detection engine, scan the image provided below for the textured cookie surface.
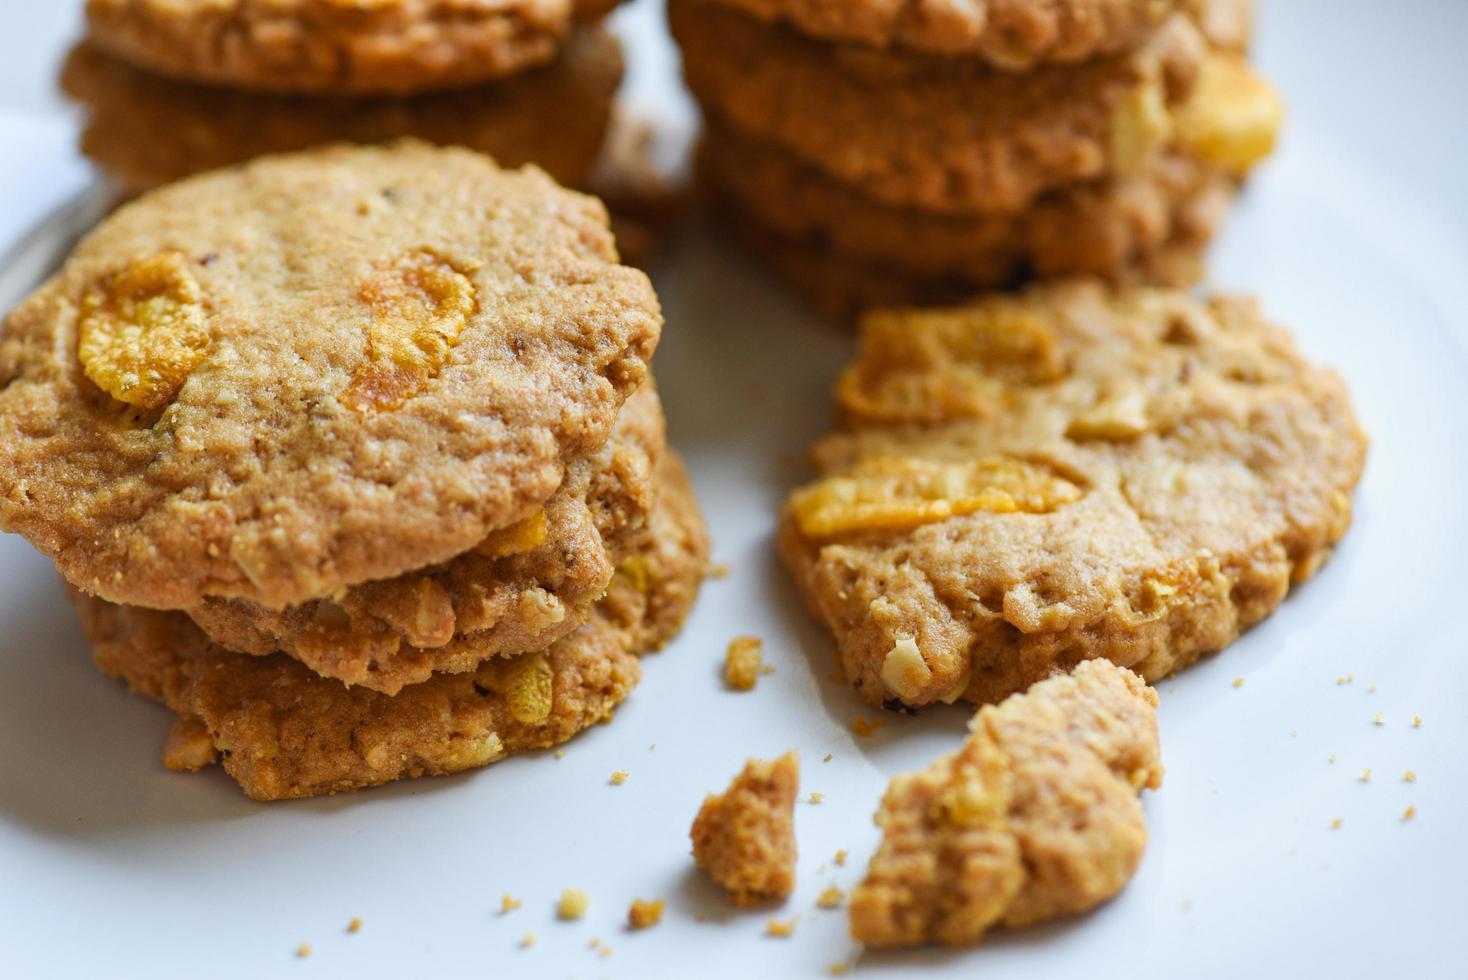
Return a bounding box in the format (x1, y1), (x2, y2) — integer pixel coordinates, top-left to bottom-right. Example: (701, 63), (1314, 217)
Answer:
(779, 282), (1367, 708)
(672, 0), (1205, 216)
(0, 141), (661, 611)
(62, 27), (624, 193)
(850, 660), (1162, 947)
(84, 0), (617, 95)
(696, 0), (1177, 65)
(691, 753), (800, 905)
(186, 381), (666, 695)
(74, 451), (707, 801)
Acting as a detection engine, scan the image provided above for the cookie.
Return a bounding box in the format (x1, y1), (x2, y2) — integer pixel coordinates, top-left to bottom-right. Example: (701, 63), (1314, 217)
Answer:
(850, 660), (1162, 947)
(74, 451), (707, 801)
(720, 196), (1219, 323)
(702, 123), (1238, 289)
(84, 0), (619, 96)
(779, 282), (1367, 708)
(690, 753), (800, 905)
(697, 0), (1177, 67)
(0, 141), (661, 611)
(61, 26), (624, 193)
(671, 0), (1206, 216)
(185, 381), (666, 695)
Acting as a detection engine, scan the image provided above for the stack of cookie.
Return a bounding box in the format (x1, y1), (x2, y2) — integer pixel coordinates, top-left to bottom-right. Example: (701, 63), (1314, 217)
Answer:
(63, 0), (628, 193)
(671, 0), (1283, 319)
(0, 141), (707, 800)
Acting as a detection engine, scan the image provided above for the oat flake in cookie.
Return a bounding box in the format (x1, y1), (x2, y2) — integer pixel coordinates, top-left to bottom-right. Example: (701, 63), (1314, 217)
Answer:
(779, 281), (1367, 709)
(0, 141), (661, 611)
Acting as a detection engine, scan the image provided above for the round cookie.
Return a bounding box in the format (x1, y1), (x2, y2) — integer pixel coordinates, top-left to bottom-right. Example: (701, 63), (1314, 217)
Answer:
(186, 381), (666, 695)
(84, 0), (620, 96)
(73, 449), (708, 801)
(61, 26), (624, 193)
(779, 282), (1367, 708)
(0, 141), (661, 611)
(671, 0), (1206, 216)
(702, 122), (1237, 289)
(697, 0), (1179, 67)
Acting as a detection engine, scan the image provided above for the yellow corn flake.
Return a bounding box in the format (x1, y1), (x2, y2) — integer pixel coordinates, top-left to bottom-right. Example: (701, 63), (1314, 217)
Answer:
(837, 304), (1065, 425)
(346, 917), (362, 934)
(1402, 806), (1417, 822)
(627, 898), (665, 929)
(343, 249), (477, 413)
(498, 651), (553, 726)
(724, 635), (764, 691)
(78, 251), (208, 410)
(790, 456), (1083, 541)
(1403, 770), (1417, 783)
(476, 508), (549, 559)
(1067, 382), (1154, 440)
(1109, 81), (1172, 177)
(766, 918), (797, 938)
(614, 554), (652, 595)
(1175, 55), (1284, 176)
(558, 889), (589, 920)
(610, 770), (629, 785)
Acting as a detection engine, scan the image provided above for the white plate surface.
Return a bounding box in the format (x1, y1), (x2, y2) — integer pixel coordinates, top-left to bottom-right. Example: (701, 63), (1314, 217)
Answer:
(0, 2), (1465, 977)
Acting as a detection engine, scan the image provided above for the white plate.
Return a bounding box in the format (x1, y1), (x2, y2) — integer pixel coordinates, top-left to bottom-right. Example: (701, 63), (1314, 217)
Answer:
(1, 2), (1465, 977)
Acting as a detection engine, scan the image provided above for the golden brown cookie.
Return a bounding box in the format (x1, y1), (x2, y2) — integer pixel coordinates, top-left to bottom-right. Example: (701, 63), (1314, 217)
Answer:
(61, 27), (624, 193)
(691, 753), (800, 905)
(74, 451), (707, 801)
(185, 381), (665, 695)
(84, 0), (620, 96)
(671, 0), (1206, 216)
(850, 660), (1162, 947)
(0, 141), (661, 612)
(695, 0), (1179, 67)
(779, 282), (1367, 709)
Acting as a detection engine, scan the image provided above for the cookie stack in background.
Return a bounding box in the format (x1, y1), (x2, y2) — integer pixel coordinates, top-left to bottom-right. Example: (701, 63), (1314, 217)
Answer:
(671, 0), (1282, 320)
(0, 142), (707, 801)
(63, 0), (629, 194)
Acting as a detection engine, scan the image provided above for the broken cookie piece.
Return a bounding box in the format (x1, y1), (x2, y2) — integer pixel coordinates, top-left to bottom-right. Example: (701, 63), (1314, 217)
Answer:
(849, 659), (1163, 947)
(691, 752), (799, 905)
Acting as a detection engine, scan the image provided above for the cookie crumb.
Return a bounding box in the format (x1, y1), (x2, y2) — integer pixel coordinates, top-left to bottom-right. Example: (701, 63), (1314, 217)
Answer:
(808, 792), (825, 804)
(1328, 755), (1336, 764)
(766, 918), (797, 938)
(1404, 770), (1417, 783)
(520, 933), (536, 948)
(1330, 818), (1342, 830)
(1368, 682), (1377, 692)
(817, 886), (846, 909)
(1413, 715), (1423, 728)
(725, 635), (764, 691)
(1231, 677), (1243, 689)
(691, 753), (799, 905)
(709, 563), (731, 579)
(611, 770), (629, 785)
(501, 894), (523, 914)
(852, 719), (876, 737)
(1402, 805), (1417, 822)
(1372, 713), (1384, 726)
(1360, 768), (1371, 782)
(823, 753), (832, 763)
(558, 889), (590, 920)
(295, 944), (311, 959)
(834, 849), (848, 866)
(346, 917), (362, 934)
(555, 749), (566, 760)
(828, 964), (852, 976)
(588, 937), (613, 958)
(627, 898), (665, 930)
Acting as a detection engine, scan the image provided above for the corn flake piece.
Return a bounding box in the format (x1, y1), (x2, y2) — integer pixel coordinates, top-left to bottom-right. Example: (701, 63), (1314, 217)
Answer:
(344, 249), (477, 413)
(837, 304), (1064, 425)
(78, 251), (208, 410)
(1109, 81), (1172, 177)
(476, 508), (550, 559)
(1175, 56), (1283, 176)
(791, 456), (1082, 540)
(725, 635), (764, 691)
(496, 651), (553, 726)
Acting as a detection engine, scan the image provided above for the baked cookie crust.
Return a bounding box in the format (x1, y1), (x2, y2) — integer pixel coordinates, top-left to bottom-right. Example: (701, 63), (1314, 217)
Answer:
(0, 142), (660, 611)
(697, 0), (1178, 67)
(61, 26), (624, 193)
(84, 0), (618, 95)
(779, 282), (1367, 708)
(850, 660), (1162, 947)
(671, 0), (1205, 216)
(74, 451), (707, 801)
(185, 382), (665, 695)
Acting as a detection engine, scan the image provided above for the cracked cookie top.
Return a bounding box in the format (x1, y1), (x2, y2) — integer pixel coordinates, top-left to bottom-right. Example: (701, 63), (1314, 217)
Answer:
(780, 281), (1366, 708)
(84, 0), (621, 95)
(0, 141), (661, 611)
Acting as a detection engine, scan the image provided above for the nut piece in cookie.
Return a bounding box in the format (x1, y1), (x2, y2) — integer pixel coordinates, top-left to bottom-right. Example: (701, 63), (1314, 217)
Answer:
(850, 660), (1162, 947)
(691, 753), (799, 905)
(780, 281), (1367, 708)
